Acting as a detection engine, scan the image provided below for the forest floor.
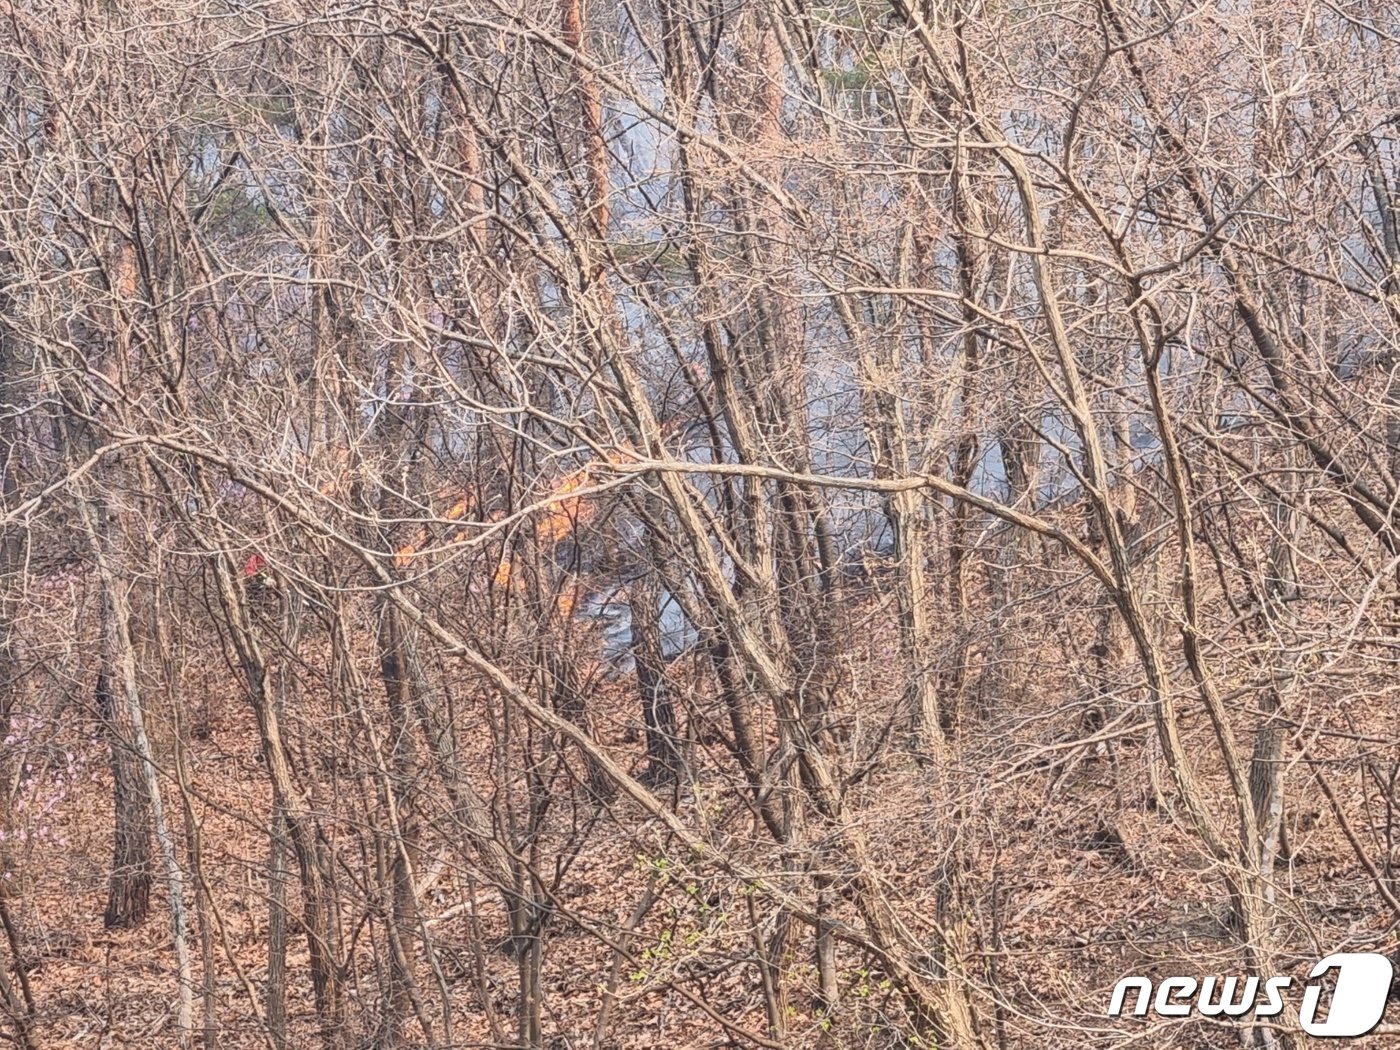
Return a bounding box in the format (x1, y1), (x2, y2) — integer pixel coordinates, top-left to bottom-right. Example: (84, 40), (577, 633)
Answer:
(3, 612), (1397, 1049)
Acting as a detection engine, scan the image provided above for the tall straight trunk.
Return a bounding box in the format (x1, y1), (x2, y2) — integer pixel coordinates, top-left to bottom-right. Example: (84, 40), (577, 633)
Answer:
(1250, 458), (1302, 896)
(147, 564), (218, 1050)
(837, 285), (942, 747)
(628, 576), (681, 784)
(559, 0), (609, 239)
(266, 589), (303, 1050)
(266, 807), (289, 1050)
(889, 484), (941, 744)
(813, 891), (839, 1014)
(716, 20), (848, 1027)
(79, 495), (194, 1045)
(209, 554), (345, 1049)
(0, 259), (35, 1050)
(95, 630), (152, 930)
(0, 267), (26, 891)
(374, 600), (430, 1048)
(174, 731), (218, 1050)
(943, 131), (987, 729)
(510, 888), (545, 1050)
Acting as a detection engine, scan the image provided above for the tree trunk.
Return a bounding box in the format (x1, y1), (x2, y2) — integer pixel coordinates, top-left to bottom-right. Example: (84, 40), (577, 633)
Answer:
(96, 656), (152, 930)
(209, 554), (345, 1049)
(375, 600), (429, 1048)
(80, 496), (194, 1045)
(629, 576), (681, 785)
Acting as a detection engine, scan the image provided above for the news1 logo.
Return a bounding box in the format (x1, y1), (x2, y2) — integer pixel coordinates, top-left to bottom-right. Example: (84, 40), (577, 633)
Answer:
(1107, 953), (1394, 1037)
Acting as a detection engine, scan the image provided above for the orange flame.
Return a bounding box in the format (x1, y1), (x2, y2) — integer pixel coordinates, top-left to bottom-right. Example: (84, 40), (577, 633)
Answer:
(555, 581), (581, 619)
(394, 447), (631, 581)
(536, 467), (597, 543)
(493, 556), (514, 589)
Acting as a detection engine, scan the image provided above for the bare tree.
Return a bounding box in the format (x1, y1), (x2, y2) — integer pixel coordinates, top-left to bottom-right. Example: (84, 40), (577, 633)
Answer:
(1, 1), (1400, 1047)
